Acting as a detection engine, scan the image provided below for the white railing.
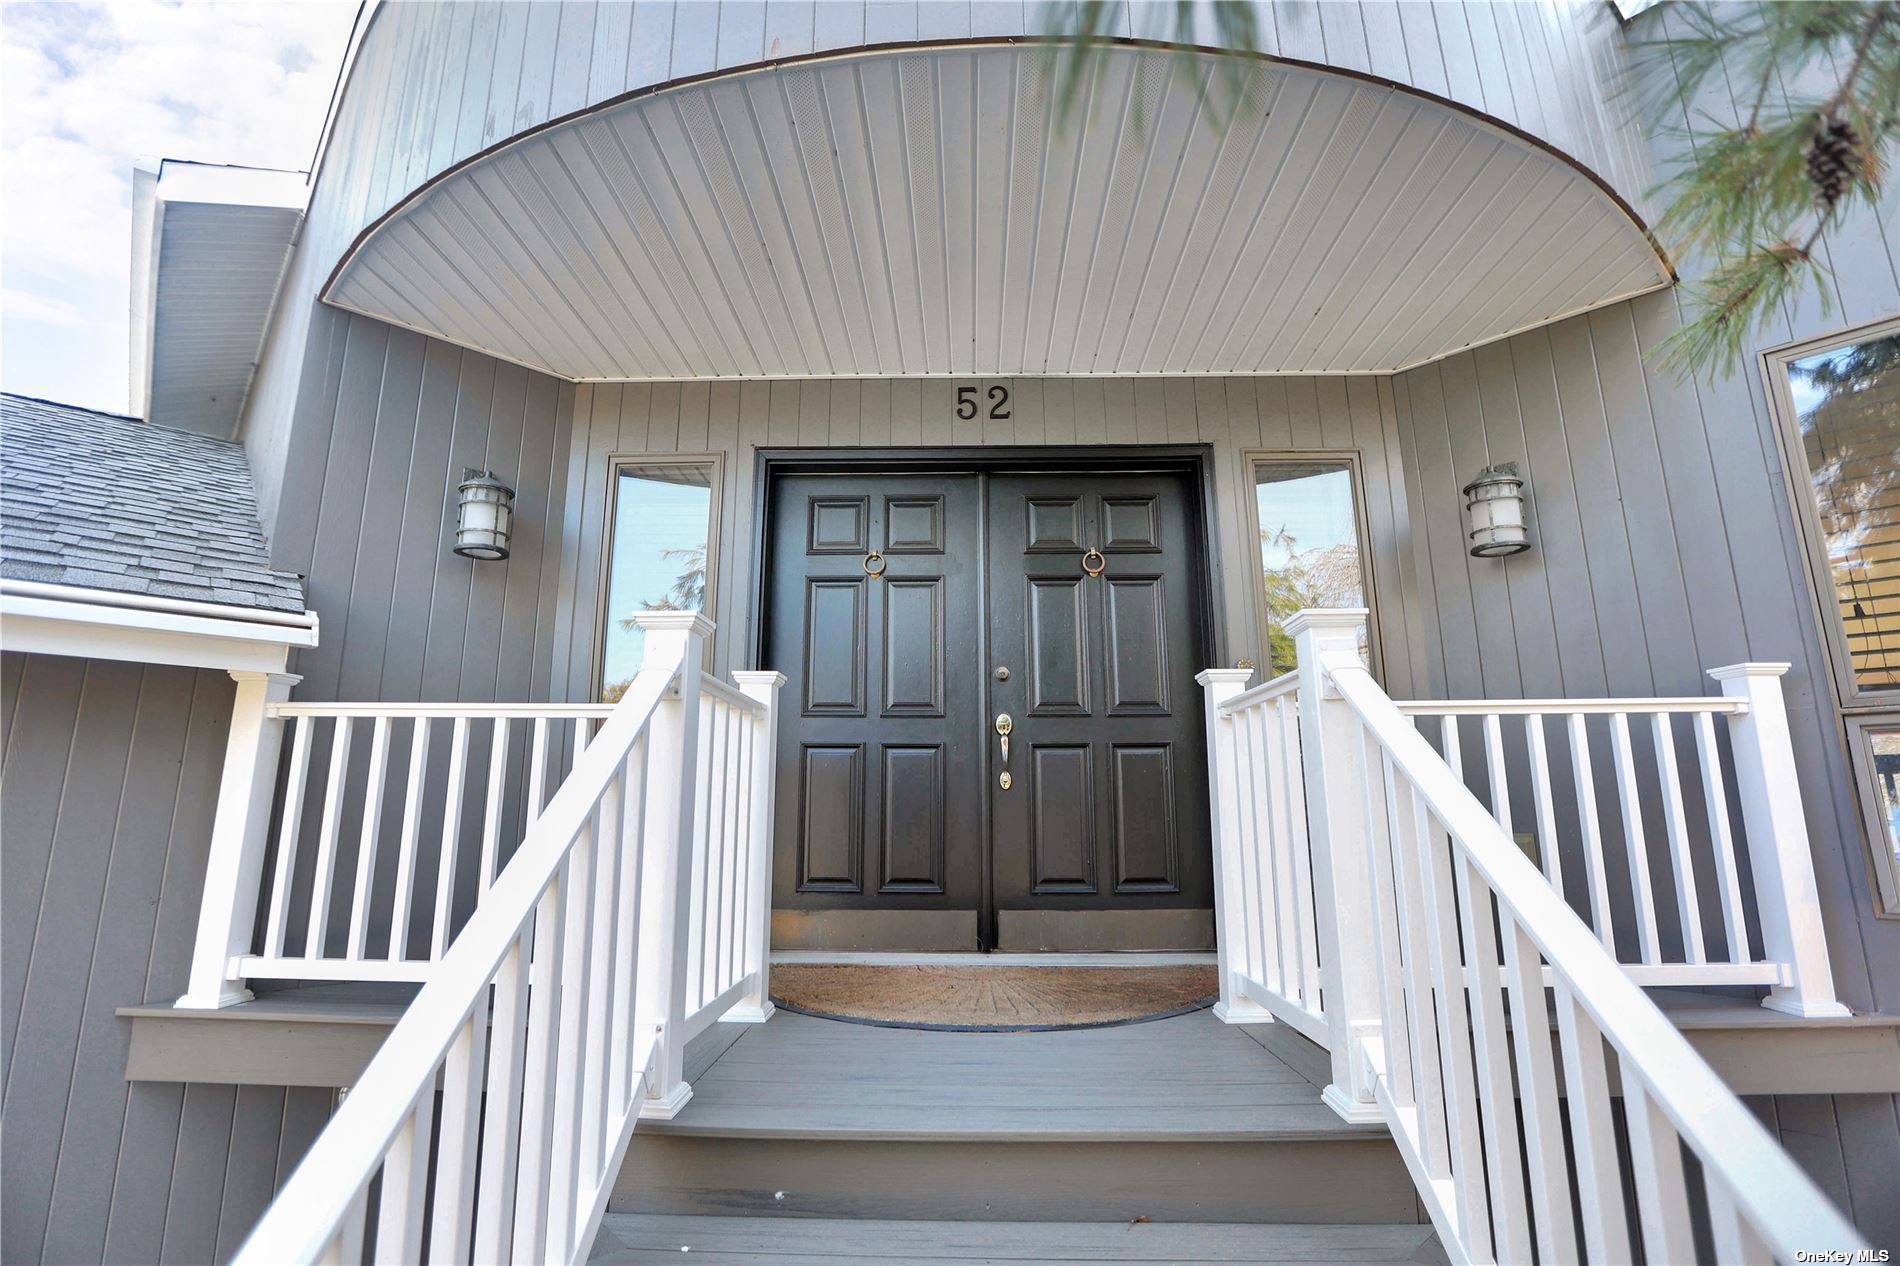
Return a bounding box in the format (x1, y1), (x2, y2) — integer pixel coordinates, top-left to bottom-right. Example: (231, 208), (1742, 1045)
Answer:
(231, 613), (781, 1265)
(1205, 609), (1866, 1263)
(1394, 673), (1846, 1011)
(1197, 666), (1324, 1042)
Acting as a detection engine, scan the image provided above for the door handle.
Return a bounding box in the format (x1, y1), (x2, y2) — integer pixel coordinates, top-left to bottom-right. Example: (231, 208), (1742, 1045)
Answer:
(995, 713), (1012, 788)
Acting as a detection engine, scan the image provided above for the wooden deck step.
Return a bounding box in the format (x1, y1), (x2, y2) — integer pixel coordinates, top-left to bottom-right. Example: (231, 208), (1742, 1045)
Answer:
(590, 1214), (1445, 1263)
(612, 1011), (1426, 1226)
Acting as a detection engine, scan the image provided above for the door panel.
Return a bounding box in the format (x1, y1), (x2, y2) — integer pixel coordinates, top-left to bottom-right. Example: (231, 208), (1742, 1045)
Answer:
(985, 473), (1213, 944)
(766, 475), (985, 948)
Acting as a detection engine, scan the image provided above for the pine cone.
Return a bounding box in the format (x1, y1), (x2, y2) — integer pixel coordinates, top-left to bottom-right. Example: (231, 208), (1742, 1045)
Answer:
(1806, 116), (1861, 211)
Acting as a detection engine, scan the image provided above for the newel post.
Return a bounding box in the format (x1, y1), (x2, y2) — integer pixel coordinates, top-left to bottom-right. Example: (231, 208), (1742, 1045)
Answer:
(1198, 667), (1272, 1023)
(1288, 609), (1384, 1123)
(726, 670), (785, 1023)
(1708, 663), (1850, 1018)
(177, 670), (301, 1009)
(633, 611), (713, 1118)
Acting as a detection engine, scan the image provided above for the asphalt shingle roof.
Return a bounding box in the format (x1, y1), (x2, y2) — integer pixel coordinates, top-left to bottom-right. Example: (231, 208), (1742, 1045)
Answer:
(0, 393), (305, 614)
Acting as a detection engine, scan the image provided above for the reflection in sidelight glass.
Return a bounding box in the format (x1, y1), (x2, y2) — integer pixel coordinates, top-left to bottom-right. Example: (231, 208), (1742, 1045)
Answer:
(1869, 725), (1900, 889)
(1254, 461), (1367, 676)
(1787, 332), (1900, 693)
(600, 463), (714, 702)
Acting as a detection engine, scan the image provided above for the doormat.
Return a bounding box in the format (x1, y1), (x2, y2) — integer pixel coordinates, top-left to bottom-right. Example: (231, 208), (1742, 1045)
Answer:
(768, 963), (1219, 1032)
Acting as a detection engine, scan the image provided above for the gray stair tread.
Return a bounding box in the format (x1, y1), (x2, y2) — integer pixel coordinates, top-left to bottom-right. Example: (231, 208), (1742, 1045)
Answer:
(592, 1215), (1442, 1263)
(651, 1011), (1387, 1141)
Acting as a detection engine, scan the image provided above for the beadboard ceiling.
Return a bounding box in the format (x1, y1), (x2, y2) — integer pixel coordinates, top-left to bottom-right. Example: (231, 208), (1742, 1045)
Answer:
(324, 44), (1671, 381)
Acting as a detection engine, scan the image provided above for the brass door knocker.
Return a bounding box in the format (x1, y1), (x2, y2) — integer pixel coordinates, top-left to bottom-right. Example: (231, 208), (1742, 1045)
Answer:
(1081, 547), (1107, 578)
(862, 550), (887, 579)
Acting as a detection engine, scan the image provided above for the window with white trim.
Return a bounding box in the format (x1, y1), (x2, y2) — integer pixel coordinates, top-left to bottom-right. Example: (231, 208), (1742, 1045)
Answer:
(1769, 319), (1900, 913)
(597, 459), (719, 702)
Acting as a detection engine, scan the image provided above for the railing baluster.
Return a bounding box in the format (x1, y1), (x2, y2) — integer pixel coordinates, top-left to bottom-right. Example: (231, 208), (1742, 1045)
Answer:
(1610, 712), (1662, 963)
(578, 773), (624, 1189)
(510, 869), (567, 1265)
(264, 715), (315, 956)
(1481, 712), (1510, 831)
(1499, 917), (1578, 1265)
(472, 929), (532, 1265)
(1625, 1076), (1698, 1266)
(1280, 696), (1320, 1009)
(1366, 740), (1413, 1103)
(1395, 781), (1449, 1176)
(1707, 1181), (1776, 1265)
(608, 734), (650, 1111)
(345, 716), (392, 960)
(1416, 806), (1490, 1248)
(528, 716), (550, 822)
(432, 717), (471, 957)
(1233, 702), (1267, 995)
(1651, 712), (1706, 964)
(1568, 713), (1616, 950)
(390, 717), (432, 961)
(479, 716), (512, 887)
(1553, 980), (1634, 1264)
(306, 716), (355, 957)
(428, 1006), (489, 1266)
(700, 700), (729, 1006)
(1523, 714), (1563, 897)
(1454, 854), (1533, 1263)
(373, 1093), (434, 1264)
(543, 816), (596, 1263)
(1694, 711), (1751, 964)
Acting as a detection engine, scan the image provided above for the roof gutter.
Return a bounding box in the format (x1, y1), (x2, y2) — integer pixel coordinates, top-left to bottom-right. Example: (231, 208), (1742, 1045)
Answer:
(0, 578), (319, 676)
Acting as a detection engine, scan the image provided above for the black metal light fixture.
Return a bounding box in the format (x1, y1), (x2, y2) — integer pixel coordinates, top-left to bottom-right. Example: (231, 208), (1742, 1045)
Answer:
(1463, 462), (1530, 557)
(454, 469), (515, 560)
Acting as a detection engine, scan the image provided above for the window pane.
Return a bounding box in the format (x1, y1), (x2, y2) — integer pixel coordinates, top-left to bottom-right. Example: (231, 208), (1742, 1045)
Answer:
(1254, 461), (1366, 676)
(1788, 333), (1900, 693)
(1867, 724), (1900, 888)
(600, 464), (713, 702)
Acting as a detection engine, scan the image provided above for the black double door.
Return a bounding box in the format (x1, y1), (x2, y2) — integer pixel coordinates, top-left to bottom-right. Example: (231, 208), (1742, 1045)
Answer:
(764, 467), (1213, 951)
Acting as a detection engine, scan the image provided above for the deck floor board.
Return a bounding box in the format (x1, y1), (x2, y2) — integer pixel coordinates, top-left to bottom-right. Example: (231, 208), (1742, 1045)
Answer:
(648, 1010), (1383, 1142)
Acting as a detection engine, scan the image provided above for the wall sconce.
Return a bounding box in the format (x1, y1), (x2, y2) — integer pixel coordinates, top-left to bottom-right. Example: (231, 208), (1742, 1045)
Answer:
(1462, 462), (1529, 557)
(454, 469), (515, 560)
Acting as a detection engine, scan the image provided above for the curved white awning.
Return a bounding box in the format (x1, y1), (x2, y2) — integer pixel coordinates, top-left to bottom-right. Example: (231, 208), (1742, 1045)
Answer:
(324, 44), (1670, 380)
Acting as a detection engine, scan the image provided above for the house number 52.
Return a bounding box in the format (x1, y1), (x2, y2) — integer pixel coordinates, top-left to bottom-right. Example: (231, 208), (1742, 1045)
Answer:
(956, 384), (1011, 421)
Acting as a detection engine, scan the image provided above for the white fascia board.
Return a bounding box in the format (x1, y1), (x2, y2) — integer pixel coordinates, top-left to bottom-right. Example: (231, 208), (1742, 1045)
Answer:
(154, 160), (308, 210)
(0, 583), (319, 675)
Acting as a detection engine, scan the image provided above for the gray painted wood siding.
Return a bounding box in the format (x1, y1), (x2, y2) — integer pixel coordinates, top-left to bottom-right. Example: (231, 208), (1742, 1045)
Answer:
(268, 309), (577, 706)
(0, 653), (336, 1266)
(547, 374), (1420, 703)
(1747, 1093), (1900, 1249)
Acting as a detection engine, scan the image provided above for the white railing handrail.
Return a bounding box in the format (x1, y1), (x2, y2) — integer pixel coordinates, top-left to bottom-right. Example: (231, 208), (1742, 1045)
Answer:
(268, 700), (618, 718)
(697, 672), (770, 718)
(1394, 695), (1746, 716)
(234, 656), (678, 1263)
(1325, 650), (1864, 1259)
(1217, 667), (1300, 714)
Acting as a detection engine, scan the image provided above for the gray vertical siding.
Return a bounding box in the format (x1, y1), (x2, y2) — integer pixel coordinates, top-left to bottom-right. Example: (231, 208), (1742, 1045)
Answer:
(548, 374), (1419, 703)
(268, 310), (576, 705)
(0, 653), (335, 1266)
(1747, 1094), (1900, 1251)
(1390, 288), (1900, 1018)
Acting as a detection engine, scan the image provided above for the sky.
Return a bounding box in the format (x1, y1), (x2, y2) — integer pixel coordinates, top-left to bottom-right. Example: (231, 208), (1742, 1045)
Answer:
(1, 1), (357, 415)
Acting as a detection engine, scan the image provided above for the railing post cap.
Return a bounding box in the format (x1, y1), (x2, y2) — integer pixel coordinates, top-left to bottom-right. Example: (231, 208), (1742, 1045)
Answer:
(1196, 668), (1254, 688)
(629, 611), (716, 638)
(1707, 662), (1792, 682)
(731, 669), (788, 689)
(1283, 607), (1368, 637)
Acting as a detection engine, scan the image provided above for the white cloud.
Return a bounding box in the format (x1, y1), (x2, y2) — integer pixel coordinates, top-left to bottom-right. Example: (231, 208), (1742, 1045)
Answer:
(1, 0), (355, 413)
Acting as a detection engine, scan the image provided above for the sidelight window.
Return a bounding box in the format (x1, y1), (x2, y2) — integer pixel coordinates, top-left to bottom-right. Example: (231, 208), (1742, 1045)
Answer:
(598, 458), (720, 702)
(1250, 454), (1373, 678)
(1768, 317), (1900, 913)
